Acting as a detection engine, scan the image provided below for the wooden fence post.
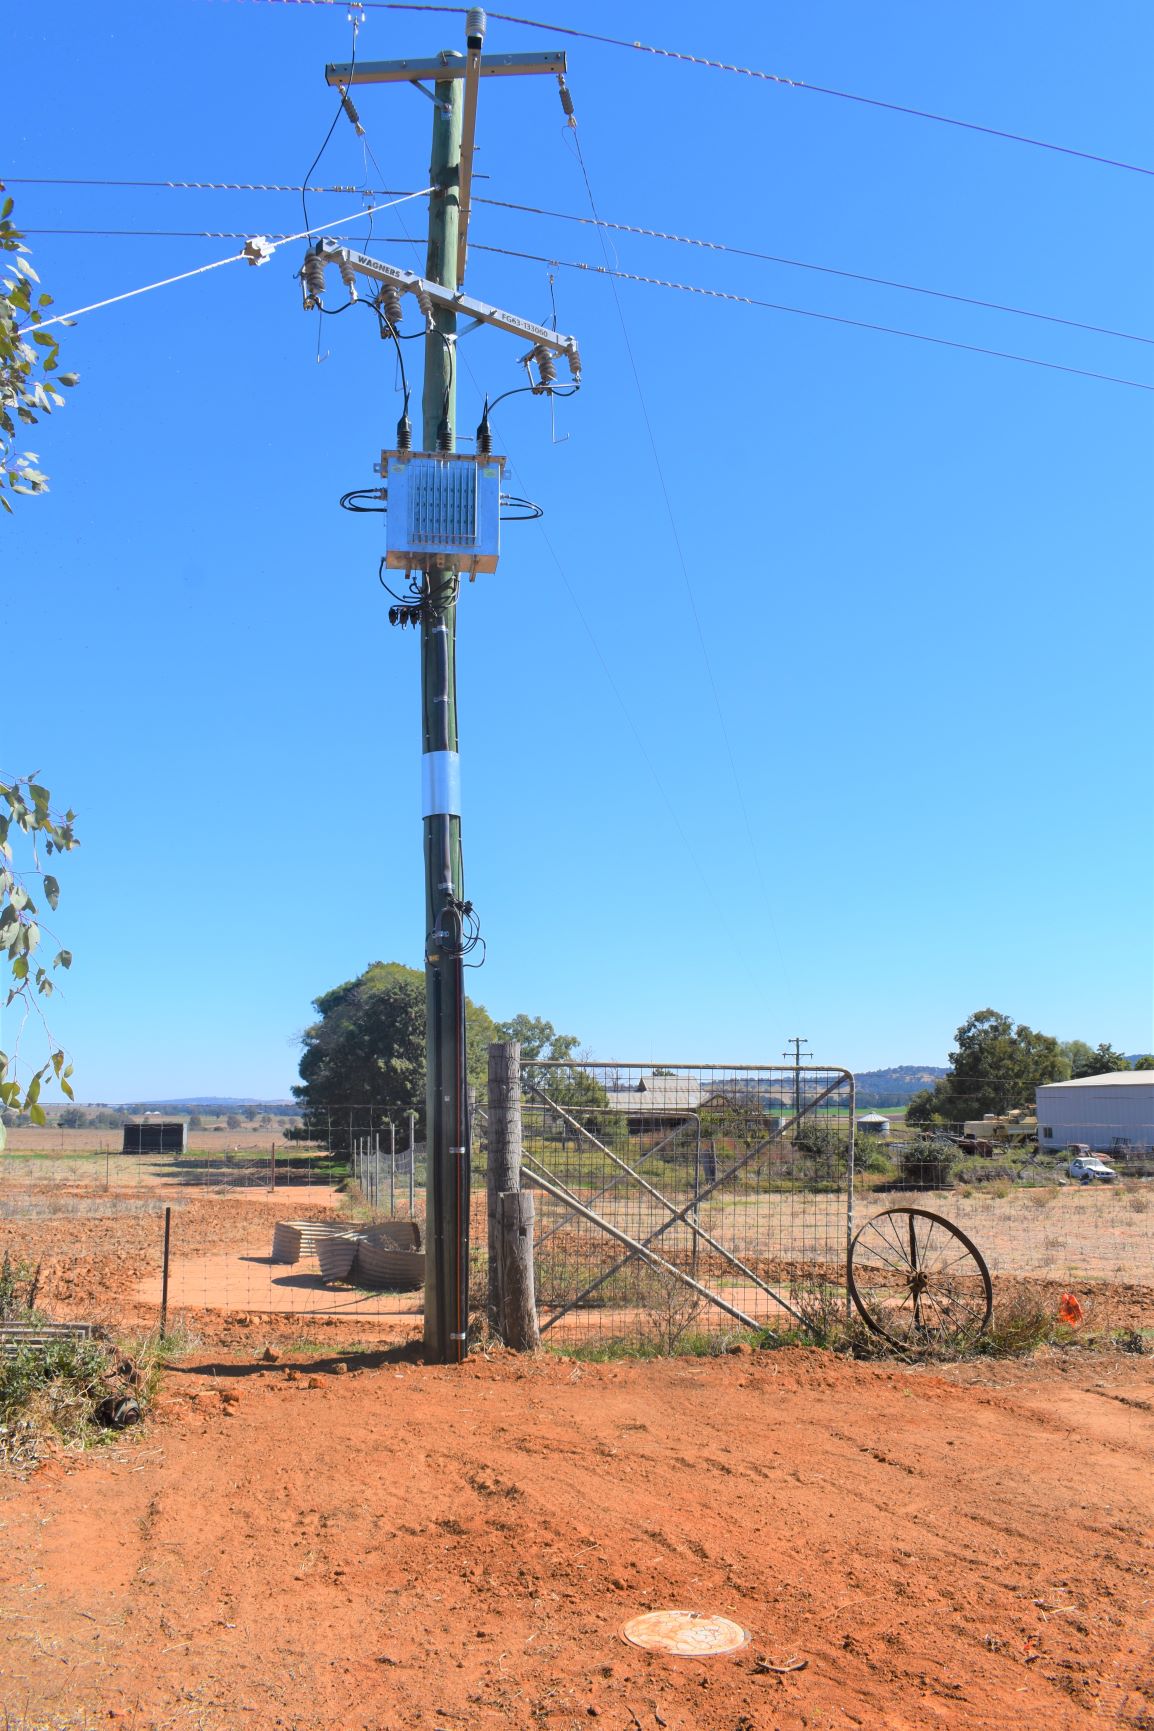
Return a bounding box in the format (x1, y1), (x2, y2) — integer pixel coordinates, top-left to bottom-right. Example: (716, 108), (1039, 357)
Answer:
(487, 1041), (538, 1348)
(498, 1188), (539, 1351)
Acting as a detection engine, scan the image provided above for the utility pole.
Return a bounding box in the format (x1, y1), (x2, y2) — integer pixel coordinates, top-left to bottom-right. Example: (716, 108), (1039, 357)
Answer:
(783, 1036), (812, 1127)
(420, 46), (468, 1367)
(313, 12), (575, 1364)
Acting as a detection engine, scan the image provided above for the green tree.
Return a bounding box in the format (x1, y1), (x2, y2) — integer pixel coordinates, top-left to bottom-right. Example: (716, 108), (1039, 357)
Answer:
(1134, 1055), (1154, 1071)
(294, 961), (497, 1139)
(1, 775), (77, 1120)
(1079, 1045), (1134, 1073)
(491, 1013), (612, 1133)
(904, 1086), (941, 1126)
(1, 193), (79, 509)
(493, 1014), (579, 1065)
(1065, 1041), (1130, 1078)
(905, 1009), (1068, 1125)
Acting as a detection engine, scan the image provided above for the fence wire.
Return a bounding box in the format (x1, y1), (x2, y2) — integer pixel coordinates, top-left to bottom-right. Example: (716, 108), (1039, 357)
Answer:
(0, 1112), (427, 1335)
(483, 1061), (855, 1350)
(4, 1074), (1153, 1351)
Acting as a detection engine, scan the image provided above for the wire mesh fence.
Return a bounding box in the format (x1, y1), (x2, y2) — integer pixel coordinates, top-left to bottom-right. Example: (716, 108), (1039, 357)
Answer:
(3, 1068), (1154, 1351)
(480, 1061), (856, 1350)
(853, 1169), (1154, 1338)
(0, 1111), (428, 1333)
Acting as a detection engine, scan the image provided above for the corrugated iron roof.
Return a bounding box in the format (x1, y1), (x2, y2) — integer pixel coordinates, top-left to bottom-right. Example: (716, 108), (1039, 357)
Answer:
(1037, 1071), (1154, 1090)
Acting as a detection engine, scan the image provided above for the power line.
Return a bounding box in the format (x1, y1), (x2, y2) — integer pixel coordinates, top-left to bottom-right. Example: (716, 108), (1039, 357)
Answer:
(471, 242), (1154, 394)
(21, 227), (1153, 390)
(229, 0), (1154, 178)
(10, 178), (1149, 348)
(4, 176), (401, 194)
(475, 199), (1154, 350)
(565, 112), (796, 1017)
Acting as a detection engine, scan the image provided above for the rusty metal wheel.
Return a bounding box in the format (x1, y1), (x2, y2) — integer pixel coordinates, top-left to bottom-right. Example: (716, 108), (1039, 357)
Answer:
(848, 1207), (992, 1350)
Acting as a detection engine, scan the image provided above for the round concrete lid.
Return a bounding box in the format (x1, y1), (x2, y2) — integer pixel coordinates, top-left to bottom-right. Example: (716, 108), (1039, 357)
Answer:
(620, 1610), (749, 1657)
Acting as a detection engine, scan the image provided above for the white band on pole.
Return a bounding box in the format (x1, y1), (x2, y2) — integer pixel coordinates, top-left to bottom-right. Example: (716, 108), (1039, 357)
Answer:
(421, 749), (461, 818)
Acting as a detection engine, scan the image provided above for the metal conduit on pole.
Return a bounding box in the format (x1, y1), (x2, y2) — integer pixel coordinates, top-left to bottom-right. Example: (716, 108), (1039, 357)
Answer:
(389, 1120), (396, 1216)
(408, 1109), (417, 1217)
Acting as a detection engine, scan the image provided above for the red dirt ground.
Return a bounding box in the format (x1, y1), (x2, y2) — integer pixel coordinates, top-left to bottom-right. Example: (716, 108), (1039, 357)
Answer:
(1, 1345), (1153, 1731)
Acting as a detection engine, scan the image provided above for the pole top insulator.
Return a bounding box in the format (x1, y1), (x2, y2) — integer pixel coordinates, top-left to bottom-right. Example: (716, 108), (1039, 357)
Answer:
(465, 8), (486, 49)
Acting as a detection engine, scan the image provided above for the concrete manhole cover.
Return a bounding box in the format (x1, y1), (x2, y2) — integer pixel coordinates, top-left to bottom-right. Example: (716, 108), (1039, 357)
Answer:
(620, 1610), (749, 1657)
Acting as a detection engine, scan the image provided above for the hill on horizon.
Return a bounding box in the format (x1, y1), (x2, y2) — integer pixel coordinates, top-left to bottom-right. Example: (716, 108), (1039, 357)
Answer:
(853, 1066), (948, 1106)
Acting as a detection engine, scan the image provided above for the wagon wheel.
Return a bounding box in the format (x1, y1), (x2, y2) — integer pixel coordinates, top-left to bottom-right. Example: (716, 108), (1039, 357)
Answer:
(848, 1208), (992, 1350)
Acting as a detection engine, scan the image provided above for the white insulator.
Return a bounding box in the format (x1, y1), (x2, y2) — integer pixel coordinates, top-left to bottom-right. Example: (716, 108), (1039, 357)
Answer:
(466, 8), (486, 46)
(337, 256), (359, 302)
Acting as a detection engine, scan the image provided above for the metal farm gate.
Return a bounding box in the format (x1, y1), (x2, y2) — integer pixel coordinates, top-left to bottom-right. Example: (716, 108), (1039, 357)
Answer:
(501, 1061), (855, 1350)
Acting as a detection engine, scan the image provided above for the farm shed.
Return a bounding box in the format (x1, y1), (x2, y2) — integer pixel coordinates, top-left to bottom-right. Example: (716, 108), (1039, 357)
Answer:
(603, 1074), (703, 1133)
(122, 1118), (187, 1156)
(1035, 1072), (1154, 1155)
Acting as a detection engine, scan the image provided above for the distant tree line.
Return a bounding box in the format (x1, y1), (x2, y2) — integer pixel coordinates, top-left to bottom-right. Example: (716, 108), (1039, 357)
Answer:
(906, 1009), (1154, 1125)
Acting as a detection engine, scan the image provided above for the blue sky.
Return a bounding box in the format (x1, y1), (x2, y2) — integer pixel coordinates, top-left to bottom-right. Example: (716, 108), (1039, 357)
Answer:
(4, 1), (1152, 1099)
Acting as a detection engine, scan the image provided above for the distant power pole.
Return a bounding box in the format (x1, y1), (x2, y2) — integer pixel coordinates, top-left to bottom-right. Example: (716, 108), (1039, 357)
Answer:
(783, 1036), (812, 1125)
(304, 11), (578, 1365)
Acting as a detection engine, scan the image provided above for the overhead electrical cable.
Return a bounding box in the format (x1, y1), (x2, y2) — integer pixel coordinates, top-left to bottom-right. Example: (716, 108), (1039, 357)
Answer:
(21, 229), (1153, 391)
(565, 109), (796, 1011)
(222, 0), (1154, 178)
(474, 199), (1154, 350)
(17, 189), (433, 334)
(470, 242), (1154, 394)
(12, 180), (1150, 348)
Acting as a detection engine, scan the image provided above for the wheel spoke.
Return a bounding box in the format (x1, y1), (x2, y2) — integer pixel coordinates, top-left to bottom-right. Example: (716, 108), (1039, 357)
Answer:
(849, 1208), (991, 1349)
(857, 1226), (913, 1276)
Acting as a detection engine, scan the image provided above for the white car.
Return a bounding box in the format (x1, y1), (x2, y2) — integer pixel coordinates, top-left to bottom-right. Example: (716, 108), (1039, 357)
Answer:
(1068, 1154), (1116, 1182)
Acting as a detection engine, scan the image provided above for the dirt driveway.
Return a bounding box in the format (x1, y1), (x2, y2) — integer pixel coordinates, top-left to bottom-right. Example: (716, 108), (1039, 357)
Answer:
(1, 1346), (1152, 1730)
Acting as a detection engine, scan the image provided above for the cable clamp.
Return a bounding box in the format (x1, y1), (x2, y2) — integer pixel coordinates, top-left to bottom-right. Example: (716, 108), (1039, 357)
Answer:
(242, 235), (275, 267)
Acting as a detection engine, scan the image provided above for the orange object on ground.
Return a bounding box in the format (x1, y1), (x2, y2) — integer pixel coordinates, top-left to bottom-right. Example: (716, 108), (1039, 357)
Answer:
(1058, 1292), (1084, 1326)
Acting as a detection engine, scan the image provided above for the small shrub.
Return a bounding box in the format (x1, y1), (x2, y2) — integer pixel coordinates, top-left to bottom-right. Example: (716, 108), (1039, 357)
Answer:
(976, 1286), (1056, 1355)
(0, 1337), (129, 1453)
(899, 1138), (957, 1189)
(857, 1137), (894, 1176)
(637, 1265), (707, 1355)
(789, 1279), (852, 1347)
(0, 1250), (41, 1320)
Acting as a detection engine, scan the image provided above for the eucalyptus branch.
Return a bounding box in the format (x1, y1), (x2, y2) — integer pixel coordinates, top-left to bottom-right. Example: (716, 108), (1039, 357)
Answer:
(0, 773), (78, 1122)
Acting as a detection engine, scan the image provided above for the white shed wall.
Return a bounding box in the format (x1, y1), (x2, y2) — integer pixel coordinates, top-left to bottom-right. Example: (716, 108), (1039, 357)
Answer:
(1035, 1081), (1154, 1152)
